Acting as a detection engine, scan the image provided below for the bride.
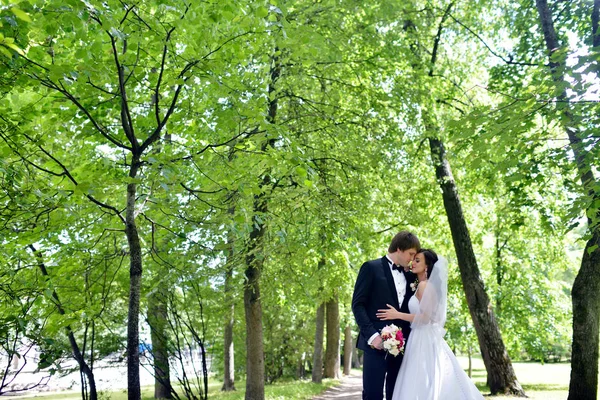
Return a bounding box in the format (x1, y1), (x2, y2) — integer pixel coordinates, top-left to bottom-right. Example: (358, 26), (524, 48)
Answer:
(376, 249), (484, 400)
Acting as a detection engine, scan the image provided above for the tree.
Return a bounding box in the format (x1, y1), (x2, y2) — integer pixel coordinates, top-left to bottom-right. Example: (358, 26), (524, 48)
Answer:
(534, 1), (600, 398)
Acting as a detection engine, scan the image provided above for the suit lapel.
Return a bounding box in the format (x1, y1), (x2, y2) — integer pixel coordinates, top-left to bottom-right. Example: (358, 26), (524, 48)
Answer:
(381, 257), (400, 309)
(402, 269), (413, 289)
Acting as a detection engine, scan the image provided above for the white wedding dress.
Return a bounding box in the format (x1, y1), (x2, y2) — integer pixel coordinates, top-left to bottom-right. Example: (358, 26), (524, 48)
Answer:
(391, 258), (484, 400)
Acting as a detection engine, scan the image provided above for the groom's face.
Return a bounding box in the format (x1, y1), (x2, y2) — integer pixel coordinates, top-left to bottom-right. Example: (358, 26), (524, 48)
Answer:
(394, 248), (418, 268)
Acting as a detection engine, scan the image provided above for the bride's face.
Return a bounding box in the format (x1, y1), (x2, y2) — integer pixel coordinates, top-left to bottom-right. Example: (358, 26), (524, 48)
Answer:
(411, 253), (427, 274)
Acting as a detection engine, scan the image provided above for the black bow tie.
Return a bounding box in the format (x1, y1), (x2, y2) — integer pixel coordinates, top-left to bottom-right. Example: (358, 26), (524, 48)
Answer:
(392, 264), (402, 272)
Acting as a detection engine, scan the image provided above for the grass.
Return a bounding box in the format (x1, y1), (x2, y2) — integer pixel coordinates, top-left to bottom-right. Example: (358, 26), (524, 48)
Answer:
(1, 376), (339, 400)
(455, 356), (597, 399)
(205, 377), (338, 400)
(4, 358), (598, 399)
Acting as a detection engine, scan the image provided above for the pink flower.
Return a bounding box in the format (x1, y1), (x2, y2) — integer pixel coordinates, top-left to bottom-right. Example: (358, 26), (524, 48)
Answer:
(395, 330), (404, 342)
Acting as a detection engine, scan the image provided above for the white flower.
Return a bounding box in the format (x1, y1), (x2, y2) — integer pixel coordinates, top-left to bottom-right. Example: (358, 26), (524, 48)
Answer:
(410, 280), (419, 292)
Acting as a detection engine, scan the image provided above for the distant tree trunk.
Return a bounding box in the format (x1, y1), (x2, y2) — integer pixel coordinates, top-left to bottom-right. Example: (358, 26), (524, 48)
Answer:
(323, 295), (340, 379)
(312, 254), (326, 383)
(312, 303), (325, 383)
(148, 288), (172, 399)
(222, 228), (236, 391)
(296, 353), (306, 379)
(351, 336), (361, 369)
(534, 2), (600, 399)
(343, 325), (353, 376)
(468, 344), (473, 378)
(428, 138), (525, 396)
(28, 246), (98, 400)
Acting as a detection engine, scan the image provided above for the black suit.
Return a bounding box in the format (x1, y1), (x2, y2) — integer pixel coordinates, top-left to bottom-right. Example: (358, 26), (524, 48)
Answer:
(351, 256), (416, 400)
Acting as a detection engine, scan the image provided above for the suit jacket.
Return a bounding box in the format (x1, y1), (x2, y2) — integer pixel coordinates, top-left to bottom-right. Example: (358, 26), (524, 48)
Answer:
(352, 256), (417, 351)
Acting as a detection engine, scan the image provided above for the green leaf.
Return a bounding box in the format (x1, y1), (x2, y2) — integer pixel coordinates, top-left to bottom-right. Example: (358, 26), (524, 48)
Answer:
(3, 43), (24, 56)
(11, 8), (32, 23)
(256, 6), (269, 18)
(0, 46), (12, 58)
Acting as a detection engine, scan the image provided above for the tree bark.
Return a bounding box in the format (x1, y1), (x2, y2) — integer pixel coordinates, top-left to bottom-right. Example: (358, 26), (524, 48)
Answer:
(534, 2), (600, 399)
(125, 164), (143, 400)
(323, 295), (340, 379)
(569, 231), (600, 400)
(342, 325), (353, 376)
(28, 246), (98, 400)
(428, 138), (525, 396)
(244, 233), (265, 400)
(148, 288), (172, 399)
(311, 303), (325, 383)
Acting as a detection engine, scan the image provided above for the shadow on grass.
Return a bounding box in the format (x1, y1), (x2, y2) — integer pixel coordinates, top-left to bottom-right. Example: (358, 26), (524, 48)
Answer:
(521, 383), (568, 391)
(474, 382), (568, 394)
(469, 368), (487, 378)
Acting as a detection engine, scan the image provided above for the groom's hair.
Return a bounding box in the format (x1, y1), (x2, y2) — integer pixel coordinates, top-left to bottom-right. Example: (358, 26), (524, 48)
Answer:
(418, 249), (438, 278)
(388, 231), (420, 253)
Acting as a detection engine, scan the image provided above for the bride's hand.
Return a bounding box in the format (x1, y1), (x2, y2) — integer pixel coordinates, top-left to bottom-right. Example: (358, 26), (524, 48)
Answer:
(376, 304), (400, 320)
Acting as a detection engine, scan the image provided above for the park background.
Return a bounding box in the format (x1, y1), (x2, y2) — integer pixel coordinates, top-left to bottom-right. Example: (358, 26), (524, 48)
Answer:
(0, 0), (598, 399)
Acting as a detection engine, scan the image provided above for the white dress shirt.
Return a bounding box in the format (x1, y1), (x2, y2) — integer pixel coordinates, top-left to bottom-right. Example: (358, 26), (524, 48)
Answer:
(368, 255), (407, 345)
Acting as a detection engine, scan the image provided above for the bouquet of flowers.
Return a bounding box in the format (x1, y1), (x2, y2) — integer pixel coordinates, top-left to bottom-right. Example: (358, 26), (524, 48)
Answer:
(381, 324), (405, 356)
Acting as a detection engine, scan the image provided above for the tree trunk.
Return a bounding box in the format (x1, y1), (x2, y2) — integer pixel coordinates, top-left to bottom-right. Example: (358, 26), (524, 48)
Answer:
(244, 239), (265, 400)
(468, 345), (473, 378)
(243, 46), (281, 400)
(428, 138), (525, 396)
(296, 353), (306, 380)
(222, 242), (236, 391)
(534, 2), (600, 398)
(418, 7), (523, 393)
(323, 295), (340, 379)
(125, 167), (143, 400)
(312, 303), (325, 383)
(343, 325), (353, 376)
(569, 232), (600, 400)
(351, 336), (361, 369)
(28, 246), (98, 400)
(148, 288), (172, 399)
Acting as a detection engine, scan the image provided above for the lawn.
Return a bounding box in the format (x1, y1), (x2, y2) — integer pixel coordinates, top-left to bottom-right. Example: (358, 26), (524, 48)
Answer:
(3, 358), (596, 399)
(1, 377), (338, 400)
(457, 356), (581, 399)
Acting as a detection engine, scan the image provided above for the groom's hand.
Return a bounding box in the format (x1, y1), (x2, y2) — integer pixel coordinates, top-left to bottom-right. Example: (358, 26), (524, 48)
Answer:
(370, 335), (383, 350)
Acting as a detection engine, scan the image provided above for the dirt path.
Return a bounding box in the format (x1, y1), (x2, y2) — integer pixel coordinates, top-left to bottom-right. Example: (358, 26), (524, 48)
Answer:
(312, 371), (362, 400)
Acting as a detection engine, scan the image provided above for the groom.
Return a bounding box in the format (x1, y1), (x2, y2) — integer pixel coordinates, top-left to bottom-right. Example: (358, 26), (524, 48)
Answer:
(352, 231), (420, 400)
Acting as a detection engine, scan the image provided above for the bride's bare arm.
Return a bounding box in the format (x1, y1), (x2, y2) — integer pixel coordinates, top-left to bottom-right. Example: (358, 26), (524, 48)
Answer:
(376, 304), (415, 322)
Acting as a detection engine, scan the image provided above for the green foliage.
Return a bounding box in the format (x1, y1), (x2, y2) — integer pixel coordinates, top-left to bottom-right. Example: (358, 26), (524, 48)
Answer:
(0, 0), (590, 396)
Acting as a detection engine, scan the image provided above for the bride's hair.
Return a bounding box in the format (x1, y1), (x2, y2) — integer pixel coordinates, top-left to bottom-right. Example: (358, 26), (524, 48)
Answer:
(417, 249), (438, 279)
